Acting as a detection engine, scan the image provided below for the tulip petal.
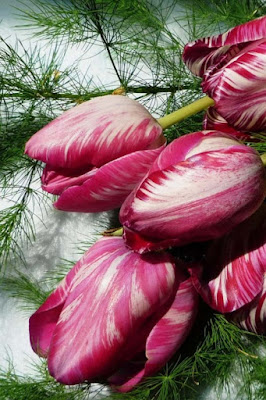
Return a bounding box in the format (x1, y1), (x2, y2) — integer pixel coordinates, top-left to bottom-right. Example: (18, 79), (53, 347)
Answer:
(148, 130), (238, 175)
(29, 268), (78, 357)
(53, 144), (165, 212)
(183, 16), (266, 77)
(202, 41), (266, 131)
(229, 274), (266, 334)
(25, 95), (162, 169)
(41, 165), (97, 195)
(120, 145), (265, 253)
(189, 205), (266, 313)
(47, 237), (177, 384)
(203, 108), (251, 141)
(109, 277), (198, 392)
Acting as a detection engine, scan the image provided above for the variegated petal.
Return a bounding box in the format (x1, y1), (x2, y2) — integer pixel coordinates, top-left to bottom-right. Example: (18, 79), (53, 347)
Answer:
(47, 237), (177, 384)
(189, 205), (266, 313)
(229, 274), (266, 334)
(203, 108), (251, 140)
(148, 130), (238, 175)
(29, 265), (80, 357)
(120, 146), (265, 253)
(53, 144), (165, 212)
(25, 95), (162, 169)
(109, 277), (198, 392)
(183, 16), (266, 76)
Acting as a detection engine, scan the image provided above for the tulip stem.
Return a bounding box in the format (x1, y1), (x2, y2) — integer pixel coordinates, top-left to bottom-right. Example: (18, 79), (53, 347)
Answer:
(261, 153), (266, 166)
(157, 95), (215, 130)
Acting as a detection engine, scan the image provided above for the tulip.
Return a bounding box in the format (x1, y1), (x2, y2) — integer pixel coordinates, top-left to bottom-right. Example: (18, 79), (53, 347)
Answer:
(120, 130), (266, 253)
(189, 204), (266, 317)
(29, 237), (198, 391)
(183, 16), (266, 132)
(25, 95), (165, 212)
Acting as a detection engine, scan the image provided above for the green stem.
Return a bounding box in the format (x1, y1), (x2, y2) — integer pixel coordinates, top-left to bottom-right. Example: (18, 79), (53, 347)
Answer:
(261, 153), (266, 166)
(0, 85), (194, 101)
(157, 95), (215, 130)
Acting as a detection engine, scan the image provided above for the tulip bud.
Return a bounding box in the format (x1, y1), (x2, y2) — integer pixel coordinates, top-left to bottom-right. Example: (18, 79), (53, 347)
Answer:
(183, 16), (266, 132)
(29, 237), (198, 390)
(120, 130), (266, 253)
(25, 95), (165, 212)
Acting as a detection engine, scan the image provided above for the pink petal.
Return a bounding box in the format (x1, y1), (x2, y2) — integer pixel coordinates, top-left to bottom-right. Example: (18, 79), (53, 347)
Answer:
(183, 16), (266, 77)
(202, 41), (266, 131)
(189, 204), (266, 313)
(47, 237), (177, 384)
(25, 95), (162, 169)
(41, 165), (97, 195)
(203, 108), (251, 140)
(148, 130), (238, 174)
(29, 267), (78, 357)
(120, 139), (265, 253)
(229, 274), (266, 334)
(109, 277), (198, 392)
(53, 144), (165, 212)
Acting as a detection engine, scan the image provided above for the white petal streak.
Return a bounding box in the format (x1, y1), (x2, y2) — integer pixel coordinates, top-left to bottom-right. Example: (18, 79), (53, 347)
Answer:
(133, 151), (261, 220)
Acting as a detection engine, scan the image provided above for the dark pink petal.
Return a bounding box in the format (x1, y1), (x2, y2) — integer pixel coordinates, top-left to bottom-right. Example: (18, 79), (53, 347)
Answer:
(229, 275), (266, 334)
(202, 41), (266, 131)
(30, 241), (113, 357)
(29, 266), (79, 357)
(203, 108), (251, 140)
(120, 143), (265, 253)
(183, 16), (266, 76)
(25, 95), (162, 169)
(53, 144), (165, 212)
(109, 277), (198, 392)
(189, 204), (266, 313)
(47, 237), (177, 384)
(41, 165), (97, 195)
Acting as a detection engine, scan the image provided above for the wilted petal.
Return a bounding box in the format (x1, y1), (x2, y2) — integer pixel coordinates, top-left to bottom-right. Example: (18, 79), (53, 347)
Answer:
(189, 204), (266, 313)
(47, 237), (177, 384)
(54, 144), (165, 212)
(183, 16), (266, 76)
(202, 41), (266, 131)
(109, 277), (198, 392)
(120, 139), (265, 253)
(229, 275), (266, 334)
(25, 95), (162, 169)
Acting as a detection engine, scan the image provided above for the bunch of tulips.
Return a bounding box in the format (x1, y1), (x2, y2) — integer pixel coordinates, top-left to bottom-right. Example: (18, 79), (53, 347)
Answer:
(26, 17), (266, 392)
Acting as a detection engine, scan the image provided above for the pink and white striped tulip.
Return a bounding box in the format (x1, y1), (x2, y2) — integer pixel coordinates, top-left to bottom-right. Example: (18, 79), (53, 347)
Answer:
(120, 130), (266, 253)
(189, 204), (266, 314)
(29, 237), (198, 390)
(183, 16), (266, 132)
(25, 95), (165, 212)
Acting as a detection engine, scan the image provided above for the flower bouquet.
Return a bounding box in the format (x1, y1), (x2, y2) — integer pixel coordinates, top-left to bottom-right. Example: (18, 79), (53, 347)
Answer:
(1, 2), (265, 399)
